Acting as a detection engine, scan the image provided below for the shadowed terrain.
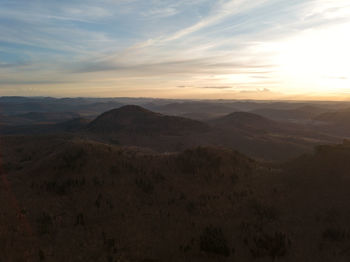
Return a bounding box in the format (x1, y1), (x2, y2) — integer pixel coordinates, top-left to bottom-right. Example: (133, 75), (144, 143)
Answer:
(1, 98), (342, 161)
(2, 136), (350, 261)
(2, 97), (350, 261)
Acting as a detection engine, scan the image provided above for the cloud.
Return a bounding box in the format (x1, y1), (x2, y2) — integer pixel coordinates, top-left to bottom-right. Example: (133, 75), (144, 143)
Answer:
(162, 0), (269, 42)
(326, 76), (348, 80)
(69, 55), (275, 79)
(0, 61), (29, 68)
(141, 7), (179, 18)
(239, 88), (271, 93)
(176, 85), (233, 89)
(1, 0), (349, 98)
(0, 80), (71, 85)
(200, 86), (232, 89)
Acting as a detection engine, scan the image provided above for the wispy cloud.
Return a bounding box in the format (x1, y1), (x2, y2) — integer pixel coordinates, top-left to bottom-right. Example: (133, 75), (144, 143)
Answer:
(0, 61), (29, 68)
(1, 0), (349, 98)
(201, 86), (233, 89)
(141, 7), (179, 19)
(163, 0), (269, 42)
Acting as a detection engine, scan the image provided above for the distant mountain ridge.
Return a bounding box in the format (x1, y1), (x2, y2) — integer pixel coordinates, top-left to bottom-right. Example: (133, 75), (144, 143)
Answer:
(314, 108), (350, 124)
(251, 105), (328, 121)
(212, 111), (274, 127)
(0, 103), (342, 161)
(147, 101), (237, 119)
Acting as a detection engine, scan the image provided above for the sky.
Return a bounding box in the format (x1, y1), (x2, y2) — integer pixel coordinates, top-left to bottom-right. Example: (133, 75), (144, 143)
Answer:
(0, 0), (349, 100)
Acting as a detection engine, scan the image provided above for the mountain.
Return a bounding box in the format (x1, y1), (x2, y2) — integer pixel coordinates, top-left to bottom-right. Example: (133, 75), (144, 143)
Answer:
(0, 117), (90, 135)
(312, 108), (350, 136)
(87, 105), (210, 135)
(0, 104), (339, 161)
(205, 111), (340, 161)
(55, 117), (90, 132)
(315, 108), (350, 124)
(251, 105), (329, 122)
(0, 111), (80, 126)
(16, 112), (80, 123)
(210, 111), (277, 131)
(211, 111), (339, 138)
(85, 107), (324, 160)
(0, 96), (124, 116)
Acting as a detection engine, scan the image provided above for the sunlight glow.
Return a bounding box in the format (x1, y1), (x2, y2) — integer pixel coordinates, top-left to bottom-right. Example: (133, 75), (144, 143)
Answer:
(1, 0), (350, 99)
(275, 22), (350, 95)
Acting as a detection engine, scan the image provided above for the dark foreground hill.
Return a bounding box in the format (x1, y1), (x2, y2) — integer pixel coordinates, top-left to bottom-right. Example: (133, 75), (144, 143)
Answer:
(2, 136), (350, 261)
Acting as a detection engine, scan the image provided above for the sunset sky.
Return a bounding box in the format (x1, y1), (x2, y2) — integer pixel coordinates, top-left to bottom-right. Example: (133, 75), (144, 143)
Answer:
(0, 0), (349, 99)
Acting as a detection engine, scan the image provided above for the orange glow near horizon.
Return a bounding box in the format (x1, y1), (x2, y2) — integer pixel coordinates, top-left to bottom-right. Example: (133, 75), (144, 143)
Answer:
(1, 0), (349, 100)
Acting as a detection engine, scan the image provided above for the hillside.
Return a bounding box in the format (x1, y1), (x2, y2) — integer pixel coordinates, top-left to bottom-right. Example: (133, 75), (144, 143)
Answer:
(205, 111), (339, 161)
(0, 97), (124, 116)
(87, 105), (210, 135)
(2, 136), (350, 261)
(210, 111), (277, 131)
(313, 108), (350, 136)
(0, 118), (90, 135)
(0, 105), (340, 161)
(251, 105), (328, 122)
(16, 112), (80, 123)
(0, 136), (262, 261)
(314, 108), (350, 124)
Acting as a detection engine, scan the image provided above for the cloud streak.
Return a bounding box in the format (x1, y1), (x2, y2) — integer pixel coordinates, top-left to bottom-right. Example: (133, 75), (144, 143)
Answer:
(0, 0), (349, 99)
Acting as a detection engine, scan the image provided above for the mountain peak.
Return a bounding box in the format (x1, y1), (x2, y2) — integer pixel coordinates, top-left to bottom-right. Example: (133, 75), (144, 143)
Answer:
(115, 105), (154, 113)
(101, 105), (160, 117)
(87, 105), (209, 134)
(213, 111), (271, 126)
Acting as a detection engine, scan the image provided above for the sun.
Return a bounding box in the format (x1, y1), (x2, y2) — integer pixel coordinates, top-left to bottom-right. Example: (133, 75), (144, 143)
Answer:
(274, 22), (350, 95)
